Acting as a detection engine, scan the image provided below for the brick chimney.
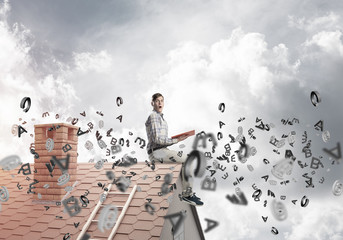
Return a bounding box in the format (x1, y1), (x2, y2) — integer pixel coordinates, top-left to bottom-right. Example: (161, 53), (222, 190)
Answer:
(33, 123), (78, 201)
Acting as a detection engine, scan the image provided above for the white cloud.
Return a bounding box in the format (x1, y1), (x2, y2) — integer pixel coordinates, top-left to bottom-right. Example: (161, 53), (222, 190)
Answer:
(0, 2), (79, 162)
(199, 190), (260, 240)
(73, 50), (112, 73)
(304, 30), (343, 56)
(0, 0), (10, 21)
(147, 27), (300, 130)
(285, 197), (343, 240)
(144, 23), (343, 240)
(288, 12), (342, 33)
(1, 1), (343, 239)
(0, 23), (31, 76)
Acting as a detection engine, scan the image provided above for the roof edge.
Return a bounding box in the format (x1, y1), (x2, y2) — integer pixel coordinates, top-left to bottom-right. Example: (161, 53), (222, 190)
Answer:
(190, 205), (206, 240)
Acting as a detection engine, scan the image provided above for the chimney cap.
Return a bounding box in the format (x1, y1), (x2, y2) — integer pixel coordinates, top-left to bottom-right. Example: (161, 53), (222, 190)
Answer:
(34, 123), (79, 129)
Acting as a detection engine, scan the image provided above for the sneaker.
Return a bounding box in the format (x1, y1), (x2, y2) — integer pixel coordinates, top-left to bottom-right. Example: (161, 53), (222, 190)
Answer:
(182, 193), (204, 206)
(192, 193), (202, 201)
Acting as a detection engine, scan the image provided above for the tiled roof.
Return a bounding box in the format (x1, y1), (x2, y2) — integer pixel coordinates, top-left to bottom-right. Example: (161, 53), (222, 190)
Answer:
(0, 162), (183, 240)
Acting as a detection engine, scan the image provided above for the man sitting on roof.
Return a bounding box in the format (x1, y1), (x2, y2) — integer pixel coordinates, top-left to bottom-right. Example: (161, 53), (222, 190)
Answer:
(145, 93), (203, 206)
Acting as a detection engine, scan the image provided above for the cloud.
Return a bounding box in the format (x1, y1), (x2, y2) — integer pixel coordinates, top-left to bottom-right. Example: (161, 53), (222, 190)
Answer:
(288, 12), (342, 33)
(199, 190), (260, 240)
(1, 1), (343, 239)
(0, 2), (79, 161)
(146, 22), (343, 240)
(285, 197), (343, 240)
(304, 30), (343, 56)
(146, 27), (300, 133)
(0, 0), (10, 21)
(73, 50), (113, 73)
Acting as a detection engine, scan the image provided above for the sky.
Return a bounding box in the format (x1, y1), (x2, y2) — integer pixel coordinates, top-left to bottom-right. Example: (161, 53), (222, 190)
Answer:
(0, 0), (343, 239)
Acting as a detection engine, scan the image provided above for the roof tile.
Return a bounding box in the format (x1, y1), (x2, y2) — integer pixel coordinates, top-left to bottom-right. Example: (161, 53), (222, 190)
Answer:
(129, 229), (152, 240)
(133, 220), (155, 231)
(114, 233), (132, 240)
(137, 211), (158, 221)
(15, 226), (31, 235)
(150, 226), (163, 236)
(147, 187), (163, 196)
(24, 231), (43, 240)
(0, 229), (15, 239)
(2, 220), (20, 230)
(150, 237), (161, 240)
(1, 208), (18, 217)
(20, 217), (37, 226)
(31, 222), (49, 232)
(156, 208), (169, 217)
(27, 208), (45, 218)
(150, 181), (164, 188)
(126, 206), (142, 215)
(41, 228), (61, 239)
(80, 177), (95, 184)
(133, 192), (148, 199)
(77, 183), (93, 190)
(136, 184), (151, 192)
(9, 213), (27, 221)
(7, 235), (24, 240)
(61, 225), (79, 235)
(0, 162), (185, 239)
(48, 219), (67, 229)
(0, 216), (10, 224)
(117, 223), (135, 234)
(153, 217), (165, 227)
(130, 198), (144, 207)
(85, 193), (99, 201)
(138, 177), (155, 184)
(36, 215), (54, 224)
(93, 229), (112, 238)
(121, 215), (138, 225)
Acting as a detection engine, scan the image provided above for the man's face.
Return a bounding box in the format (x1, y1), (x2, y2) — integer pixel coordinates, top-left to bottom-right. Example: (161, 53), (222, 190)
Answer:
(152, 96), (164, 113)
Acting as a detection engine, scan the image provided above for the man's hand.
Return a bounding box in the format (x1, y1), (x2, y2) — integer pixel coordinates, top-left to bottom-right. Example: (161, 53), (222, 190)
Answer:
(177, 135), (188, 142)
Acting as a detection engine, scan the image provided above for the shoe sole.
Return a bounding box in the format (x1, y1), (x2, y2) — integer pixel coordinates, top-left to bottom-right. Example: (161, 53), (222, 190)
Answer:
(181, 198), (203, 206)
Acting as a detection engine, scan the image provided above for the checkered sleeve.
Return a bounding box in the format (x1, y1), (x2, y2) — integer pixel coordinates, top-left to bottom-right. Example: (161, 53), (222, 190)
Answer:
(146, 113), (177, 147)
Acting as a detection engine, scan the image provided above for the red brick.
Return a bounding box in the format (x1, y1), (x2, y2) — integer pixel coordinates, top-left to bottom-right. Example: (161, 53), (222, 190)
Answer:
(35, 168), (51, 175)
(52, 142), (77, 150)
(46, 188), (64, 195)
(34, 162), (77, 170)
(55, 132), (68, 140)
(34, 143), (48, 151)
(53, 195), (64, 201)
(34, 128), (44, 134)
(69, 135), (78, 142)
(35, 155), (51, 162)
(35, 133), (44, 141)
(34, 175), (52, 182)
(44, 195), (55, 200)
(40, 149), (66, 156)
(56, 127), (69, 133)
(36, 188), (47, 195)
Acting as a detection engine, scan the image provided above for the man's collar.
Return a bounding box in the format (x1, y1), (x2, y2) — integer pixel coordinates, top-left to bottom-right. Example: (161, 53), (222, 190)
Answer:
(153, 109), (162, 114)
(153, 109), (164, 118)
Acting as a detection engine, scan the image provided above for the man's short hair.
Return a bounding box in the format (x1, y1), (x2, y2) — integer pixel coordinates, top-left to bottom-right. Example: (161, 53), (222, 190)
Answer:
(152, 93), (163, 102)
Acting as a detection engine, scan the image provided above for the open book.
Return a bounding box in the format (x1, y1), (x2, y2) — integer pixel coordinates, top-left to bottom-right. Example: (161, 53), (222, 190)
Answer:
(171, 130), (195, 139)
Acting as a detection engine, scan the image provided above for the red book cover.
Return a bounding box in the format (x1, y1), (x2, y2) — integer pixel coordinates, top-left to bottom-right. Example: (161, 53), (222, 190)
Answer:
(171, 130), (195, 139)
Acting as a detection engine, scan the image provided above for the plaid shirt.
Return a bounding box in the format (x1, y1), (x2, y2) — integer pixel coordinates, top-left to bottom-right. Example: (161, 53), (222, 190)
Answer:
(145, 110), (177, 153)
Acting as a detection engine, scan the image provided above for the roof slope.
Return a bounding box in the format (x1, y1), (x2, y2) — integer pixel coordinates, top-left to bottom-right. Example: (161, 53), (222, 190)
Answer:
(0, 162), (184, 240)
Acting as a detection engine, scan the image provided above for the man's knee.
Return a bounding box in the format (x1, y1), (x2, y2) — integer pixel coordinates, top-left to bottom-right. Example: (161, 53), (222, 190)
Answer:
(165, 150), (186, 163)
